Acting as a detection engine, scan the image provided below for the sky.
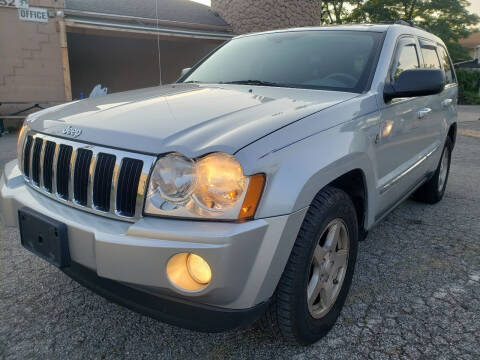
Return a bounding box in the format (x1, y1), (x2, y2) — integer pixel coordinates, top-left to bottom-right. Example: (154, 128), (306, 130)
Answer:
(468, 0), (480, 17)
(191, 0), (211, 6)
(190, 0), (480, 18)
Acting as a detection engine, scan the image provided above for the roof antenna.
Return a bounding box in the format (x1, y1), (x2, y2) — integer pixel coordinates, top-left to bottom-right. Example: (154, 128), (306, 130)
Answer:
(155, 0), (162, 85)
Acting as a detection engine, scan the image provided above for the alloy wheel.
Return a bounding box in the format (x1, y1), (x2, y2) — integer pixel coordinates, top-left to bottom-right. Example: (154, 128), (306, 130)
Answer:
(307, 219), (350, 319)
(438, 146), (450, 193)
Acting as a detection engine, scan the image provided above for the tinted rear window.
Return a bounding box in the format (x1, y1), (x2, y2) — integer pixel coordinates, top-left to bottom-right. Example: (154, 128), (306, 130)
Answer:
(437, 46), (456, 84)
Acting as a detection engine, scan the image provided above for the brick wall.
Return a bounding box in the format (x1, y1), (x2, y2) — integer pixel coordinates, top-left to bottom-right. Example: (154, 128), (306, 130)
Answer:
(211, 0), (322, 35)
(0, 0), (66, 116)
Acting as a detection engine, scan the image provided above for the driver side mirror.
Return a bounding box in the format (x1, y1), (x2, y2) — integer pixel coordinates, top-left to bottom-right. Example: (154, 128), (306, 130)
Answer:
(384, 69), (445, 102)
(180, 67), (191, 78)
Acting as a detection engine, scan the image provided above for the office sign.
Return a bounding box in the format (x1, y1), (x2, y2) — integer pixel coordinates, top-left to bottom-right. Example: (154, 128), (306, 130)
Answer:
(18, 7), (48, 23)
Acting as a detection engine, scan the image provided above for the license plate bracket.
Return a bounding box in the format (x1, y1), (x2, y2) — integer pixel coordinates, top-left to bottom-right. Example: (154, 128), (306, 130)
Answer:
(18, 207), (70, 268)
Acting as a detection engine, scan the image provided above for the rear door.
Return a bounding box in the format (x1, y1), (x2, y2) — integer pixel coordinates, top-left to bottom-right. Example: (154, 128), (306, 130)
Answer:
(417, 39), (445, 151)
(436, 45), (458, 134)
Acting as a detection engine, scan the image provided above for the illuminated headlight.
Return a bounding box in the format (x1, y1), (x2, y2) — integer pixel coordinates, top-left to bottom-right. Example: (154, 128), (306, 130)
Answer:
(145, 152), (265, 220)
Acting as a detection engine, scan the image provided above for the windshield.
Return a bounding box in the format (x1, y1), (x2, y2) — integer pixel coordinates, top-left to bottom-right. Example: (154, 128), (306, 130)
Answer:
(183, 30), (383, 93)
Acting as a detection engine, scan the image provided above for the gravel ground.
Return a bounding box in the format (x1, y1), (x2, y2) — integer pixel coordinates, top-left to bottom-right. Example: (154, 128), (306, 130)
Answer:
(1, 108), (479, 359)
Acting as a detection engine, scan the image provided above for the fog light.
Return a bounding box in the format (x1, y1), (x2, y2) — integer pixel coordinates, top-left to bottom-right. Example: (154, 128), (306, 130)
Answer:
(166, 253), (211, 291)
(186, 253), (212, 284)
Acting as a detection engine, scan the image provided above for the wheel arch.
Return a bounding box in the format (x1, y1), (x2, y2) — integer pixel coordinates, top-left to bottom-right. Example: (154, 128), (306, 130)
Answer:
(328, 169), (368, 235)
(448, 122), (457, 148)
(291, 152), (375, 232)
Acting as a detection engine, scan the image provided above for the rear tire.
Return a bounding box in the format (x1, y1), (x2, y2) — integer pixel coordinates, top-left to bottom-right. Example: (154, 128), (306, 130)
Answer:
(261, 186), (358, 345)
(413, 138), (452, 204)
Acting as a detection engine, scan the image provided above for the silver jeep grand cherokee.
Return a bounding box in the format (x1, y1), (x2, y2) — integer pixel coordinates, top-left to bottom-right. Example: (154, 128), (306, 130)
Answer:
(0, 23), (457, 344)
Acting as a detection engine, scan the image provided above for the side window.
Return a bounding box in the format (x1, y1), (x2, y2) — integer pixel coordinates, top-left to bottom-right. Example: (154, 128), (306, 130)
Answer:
(421, 46), (441, 69)
(392, 42), (420, 81)
(438, 46), (456, 84)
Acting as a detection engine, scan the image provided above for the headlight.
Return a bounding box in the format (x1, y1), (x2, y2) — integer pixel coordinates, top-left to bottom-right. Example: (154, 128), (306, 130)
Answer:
(149, 153), (196, 203)
(17, 122), (28, 169)
(145, 152), (265, 220)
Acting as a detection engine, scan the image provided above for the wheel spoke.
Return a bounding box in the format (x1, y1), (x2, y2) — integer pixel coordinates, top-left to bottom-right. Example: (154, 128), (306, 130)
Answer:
(322, 282), (335, 306)
(334, 249), (348, 267)
(307, 271), (322, 307)
(325, 223), (340, 251)
(313, 244), (325, 265)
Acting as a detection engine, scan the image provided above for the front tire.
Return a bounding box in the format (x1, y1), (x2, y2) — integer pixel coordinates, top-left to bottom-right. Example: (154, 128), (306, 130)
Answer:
(413, 138), (452, 204)
(261, 187), (358, 345)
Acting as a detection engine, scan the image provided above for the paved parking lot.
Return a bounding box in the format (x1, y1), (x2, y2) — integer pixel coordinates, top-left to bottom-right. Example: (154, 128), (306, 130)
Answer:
(1, 107), (479, 359)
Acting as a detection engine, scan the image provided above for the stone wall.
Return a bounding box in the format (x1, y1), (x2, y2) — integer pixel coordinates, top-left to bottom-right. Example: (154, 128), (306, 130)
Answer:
(211, 0), (322, 34)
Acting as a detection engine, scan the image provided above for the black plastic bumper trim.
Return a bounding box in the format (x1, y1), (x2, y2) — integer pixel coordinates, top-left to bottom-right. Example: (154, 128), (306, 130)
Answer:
(61, 262), (268, 332)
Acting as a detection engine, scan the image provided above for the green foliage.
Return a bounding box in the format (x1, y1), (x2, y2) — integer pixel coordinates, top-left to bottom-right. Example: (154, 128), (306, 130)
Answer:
(322, 1), (361, 24)
(463, 91), (480, 105)
(456, 69), (480, 91)
(456, 69), (480, 104)
(445, 41), (474, 63)
(321, 0), (479, 62)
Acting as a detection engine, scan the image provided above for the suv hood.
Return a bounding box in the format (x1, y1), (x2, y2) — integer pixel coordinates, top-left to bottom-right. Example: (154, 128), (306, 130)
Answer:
(28, 83), (357, 157)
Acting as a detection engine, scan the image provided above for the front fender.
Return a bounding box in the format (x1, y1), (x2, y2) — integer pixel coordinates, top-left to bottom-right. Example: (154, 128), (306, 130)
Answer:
(236, 96), (380, 229)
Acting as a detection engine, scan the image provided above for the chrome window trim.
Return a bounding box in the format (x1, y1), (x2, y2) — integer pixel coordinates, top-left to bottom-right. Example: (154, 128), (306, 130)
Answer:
(380, 144), (439, 194)
(21, 131), (156, 222)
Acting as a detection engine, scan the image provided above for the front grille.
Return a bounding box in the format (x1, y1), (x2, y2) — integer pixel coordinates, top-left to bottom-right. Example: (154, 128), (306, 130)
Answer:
(116, 158), (144, 217)
(93, 153), (116, 212)
(20, 133), (155, 221)
(42, 141), (56, 192)
(23, 136), (33, 178)
(56, 144), (73, 199)
(31, 138), (43, 185)
(73, 149), (92, 206)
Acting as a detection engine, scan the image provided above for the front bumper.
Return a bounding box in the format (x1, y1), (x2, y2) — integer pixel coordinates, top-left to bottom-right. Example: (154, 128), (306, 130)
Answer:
(1, 160), (307, 328)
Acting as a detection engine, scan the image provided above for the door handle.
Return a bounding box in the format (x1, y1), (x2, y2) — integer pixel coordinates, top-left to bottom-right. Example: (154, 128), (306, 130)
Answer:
(417, 108), (432, 119)
(442, 98), (453, 108)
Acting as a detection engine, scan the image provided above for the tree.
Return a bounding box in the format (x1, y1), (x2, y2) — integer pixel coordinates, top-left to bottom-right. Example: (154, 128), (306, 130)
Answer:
(322, 1), (361, 24)
(325, 0), (479, 62)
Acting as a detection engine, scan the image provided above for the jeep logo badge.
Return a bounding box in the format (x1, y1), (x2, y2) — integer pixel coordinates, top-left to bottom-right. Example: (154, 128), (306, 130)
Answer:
(62, 125), (82, 138)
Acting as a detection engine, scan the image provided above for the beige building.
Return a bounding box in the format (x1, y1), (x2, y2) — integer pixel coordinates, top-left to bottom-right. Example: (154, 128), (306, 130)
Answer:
(459, 32), (480, 60)
(0, 0), (322, 130)
(1, 1), (67, 113)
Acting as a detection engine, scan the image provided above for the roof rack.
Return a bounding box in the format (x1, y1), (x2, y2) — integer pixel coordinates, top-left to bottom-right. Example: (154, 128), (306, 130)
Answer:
(394, 19), (414, 27)
(393, 19), (428, 32)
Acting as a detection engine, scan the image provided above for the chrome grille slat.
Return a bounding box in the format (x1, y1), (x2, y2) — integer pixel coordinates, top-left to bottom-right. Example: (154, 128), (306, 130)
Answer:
(109, 157), (122, 216)
(68, 149), (78, 201)
(20, 132), (156, 222)
(28, 136), (35, 182)
(38, 139), (46, 188)
(51, 143), (60, 194)
(87, 154), (97, 208)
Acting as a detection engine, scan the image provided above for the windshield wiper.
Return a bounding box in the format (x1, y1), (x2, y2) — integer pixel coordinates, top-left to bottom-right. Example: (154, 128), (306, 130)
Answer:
(221, 80), (286, 87)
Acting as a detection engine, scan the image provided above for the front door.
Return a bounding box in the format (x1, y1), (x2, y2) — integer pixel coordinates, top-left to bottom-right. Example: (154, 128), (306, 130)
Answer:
(375, 36), (438, 217)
